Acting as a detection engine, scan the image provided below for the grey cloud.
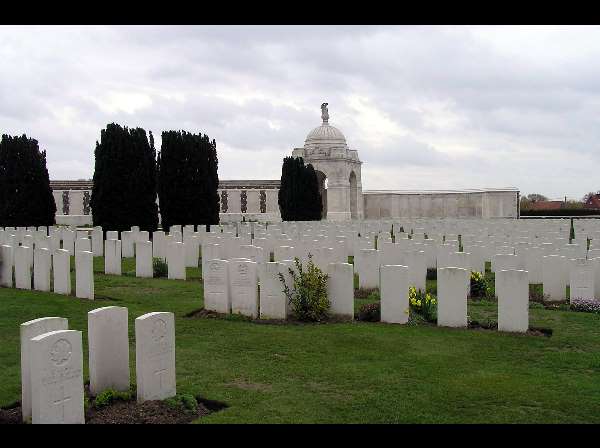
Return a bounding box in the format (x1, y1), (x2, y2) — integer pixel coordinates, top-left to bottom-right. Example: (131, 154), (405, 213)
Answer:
(2, 25), (600, 199)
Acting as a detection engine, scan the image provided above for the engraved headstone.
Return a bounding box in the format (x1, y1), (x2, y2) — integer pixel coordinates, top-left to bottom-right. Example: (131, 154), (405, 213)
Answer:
(30, 329), (84, 424)
(135, 312), (176, 402)
(136, 241), (153, 278)
(33, 248), (51, 292)
(20, 317), (69, 422)
(229, 259), (258, 317)
(203, 259), (230, 313)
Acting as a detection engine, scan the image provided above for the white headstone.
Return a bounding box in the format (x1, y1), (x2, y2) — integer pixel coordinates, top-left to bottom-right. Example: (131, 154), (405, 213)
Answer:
(88, 306), (130, 395)
(20, 317), (69, 422)
(91, 227), (104, 257)
(542, 254), (567, 301)
(15, 245), (33, 290)
(53, 249), (71, 295)
(570, 258), (595, 301)
(105, 239), (122, 275)
(497, 269), (529, 333)
(136, 241), (153, 278)
(229, 259), (258, 317)
(0, 244), (14, 287)
(203, 259), (230, 313)
(259, 262), (288, 319)
(167, 241), (186, 280)
(326, 262), (354, 319)
(33, 248), (51, 292)
(437, 267), (469, 328)
(380, 264), (410, 324)
(30, 329), (84, 424)
(75, 251), (94, 300)
(135, 312), (176, 403)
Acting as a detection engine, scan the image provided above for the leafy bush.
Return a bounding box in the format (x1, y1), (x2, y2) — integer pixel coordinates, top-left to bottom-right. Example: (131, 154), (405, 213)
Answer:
(279, 255), (330, 322)
(470, 271), (490, 298)
(164, 393), (198, 412)
(409, 286), (437, 323)
(94, 388), (132, 409)
(357, 302), (380, 321)
(570, 298), (600, 314)
(426, 268), (437, 280)
(153, 257), (168, 278)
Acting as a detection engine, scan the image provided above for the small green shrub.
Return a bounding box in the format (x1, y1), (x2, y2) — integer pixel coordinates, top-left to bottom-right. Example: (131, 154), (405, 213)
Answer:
(357, 302), (380, 321)
(470, 271), (489, 298)
(409, 286), (437, 323)
(279, 255), (330, 322)
(153, 257), (168, 278)
(164, 393), (198, 412)
(94, 388), (132, 409)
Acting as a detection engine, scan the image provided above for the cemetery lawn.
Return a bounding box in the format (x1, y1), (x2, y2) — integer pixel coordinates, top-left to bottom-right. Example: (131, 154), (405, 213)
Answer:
(1, 258), (600, 423)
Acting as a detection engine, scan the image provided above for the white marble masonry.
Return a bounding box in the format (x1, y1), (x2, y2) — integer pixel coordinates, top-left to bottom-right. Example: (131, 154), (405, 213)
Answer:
(105, 239), (122, 275)
(88, 306), (130, 395)
(326, 262), (354, 319)
(20, 317), (69, 422)
(203, 259), (230, 313)
(229, 259), (259, 317)
(380, 264), (410, 324)
(53, 249), (71, 295)
(75, 250), (94, 300)
(437, 267), (469, 328)
(259, 262), (288, 319)
(30, 329), (84, 424)
(136, 241), (153, 278)
(135, 312), (176, 403)
(33, 248), (51, 292)
(497, 269), (529, 333)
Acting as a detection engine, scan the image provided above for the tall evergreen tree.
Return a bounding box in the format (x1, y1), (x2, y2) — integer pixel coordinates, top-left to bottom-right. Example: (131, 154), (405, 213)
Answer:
(278, 156), (322, 221)
(157, 130), (219, 231)
(304, 163), (323, 220)
(0, 134), (56, 227)
(90, 123), (159, 233)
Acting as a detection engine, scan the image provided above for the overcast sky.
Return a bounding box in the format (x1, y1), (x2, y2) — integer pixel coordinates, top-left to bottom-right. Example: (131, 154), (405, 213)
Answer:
(1, 25), (599, 199)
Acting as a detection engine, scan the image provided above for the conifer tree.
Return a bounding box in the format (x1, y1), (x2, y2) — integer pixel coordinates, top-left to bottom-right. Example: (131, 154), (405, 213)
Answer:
(278, 156), (322, 221)
(90, 123), (159, 233)
(0, 134), (57, 227)
(157, 130), (219, 231)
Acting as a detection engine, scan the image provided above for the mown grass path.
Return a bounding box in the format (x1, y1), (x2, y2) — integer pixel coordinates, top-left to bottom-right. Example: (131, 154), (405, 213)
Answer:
(1, 257), (599, 423)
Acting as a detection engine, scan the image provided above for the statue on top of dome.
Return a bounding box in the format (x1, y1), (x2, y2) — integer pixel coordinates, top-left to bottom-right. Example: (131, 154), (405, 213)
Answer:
(321, 102), (329, 124)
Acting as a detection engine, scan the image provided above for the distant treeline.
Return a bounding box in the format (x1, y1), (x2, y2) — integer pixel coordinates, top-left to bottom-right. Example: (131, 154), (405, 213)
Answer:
(520, 209), (600, 217)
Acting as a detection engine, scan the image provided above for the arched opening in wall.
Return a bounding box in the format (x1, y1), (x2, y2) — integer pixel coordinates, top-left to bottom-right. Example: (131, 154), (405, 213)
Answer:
(315, 170), (328, 219)
(349, 171), (358, 219)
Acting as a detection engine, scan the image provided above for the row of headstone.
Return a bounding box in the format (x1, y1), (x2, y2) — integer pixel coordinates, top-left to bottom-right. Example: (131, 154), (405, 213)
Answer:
(203, 258), (355, 320)
(19, 308), (175, 423)
(378, 264), (529, 332)
(1, 245), (94, 299)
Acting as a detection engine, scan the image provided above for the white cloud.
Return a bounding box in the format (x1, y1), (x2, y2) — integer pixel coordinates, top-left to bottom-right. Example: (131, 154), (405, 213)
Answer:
(1, 25), (600, 200)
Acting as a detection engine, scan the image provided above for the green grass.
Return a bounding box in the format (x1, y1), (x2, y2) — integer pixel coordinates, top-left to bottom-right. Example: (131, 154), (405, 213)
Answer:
(1, 256), (600, 423)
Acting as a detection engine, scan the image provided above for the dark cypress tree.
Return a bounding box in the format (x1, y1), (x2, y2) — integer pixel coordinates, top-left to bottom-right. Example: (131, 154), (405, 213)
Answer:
(90, 123), (159, 233)
(278, 156), (322, 221)
(157, 130), (219, 231)
(304, 163), (323, 220)
(0, 134), (56, 227)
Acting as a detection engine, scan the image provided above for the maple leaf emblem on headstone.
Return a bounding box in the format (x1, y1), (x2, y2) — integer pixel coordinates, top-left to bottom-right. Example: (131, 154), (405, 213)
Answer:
(50, 339), (72, 366)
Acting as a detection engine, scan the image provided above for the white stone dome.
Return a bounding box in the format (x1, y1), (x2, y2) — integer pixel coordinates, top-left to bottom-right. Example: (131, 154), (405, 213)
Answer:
(304, 124), (347, 148)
